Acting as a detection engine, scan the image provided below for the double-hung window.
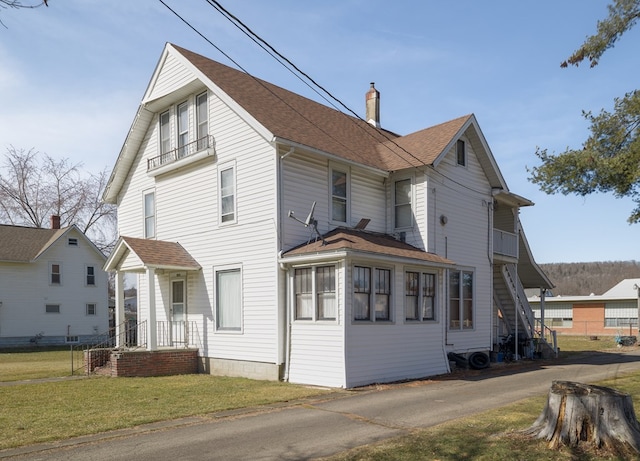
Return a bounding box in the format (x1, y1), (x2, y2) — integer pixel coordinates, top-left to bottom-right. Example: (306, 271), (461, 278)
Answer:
(331, 169), (348, 223)
(177, 101), (189, 158)
(220, 165), (236, 224)
(216, 267), (242, 331)
(353, 266), (391, 322)
(405, 272), (436, 321)
(294, 266), (336, 321)
(160, 111), (171, 155)
(394, 178), (412, 228)
(449, 270), (474, 329)
(86, 266), (96, 286)
(50, 263), (61, 285)
(86, 303), (97, 316)
(144, 191), (155, 238)
(196, 92), (208, 150)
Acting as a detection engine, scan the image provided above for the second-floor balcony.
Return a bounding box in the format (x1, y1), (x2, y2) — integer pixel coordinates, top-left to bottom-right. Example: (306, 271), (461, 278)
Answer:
(147, 135), (215, 176)
(494, 228), (518, 260)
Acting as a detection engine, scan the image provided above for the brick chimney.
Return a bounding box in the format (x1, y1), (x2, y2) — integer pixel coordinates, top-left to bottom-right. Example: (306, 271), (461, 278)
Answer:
(365, 82), (380, 128)
(51, 215), (61, 229)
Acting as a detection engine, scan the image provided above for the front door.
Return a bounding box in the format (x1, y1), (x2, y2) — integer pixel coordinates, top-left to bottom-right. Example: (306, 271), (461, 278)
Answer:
(171, 279), (186, 345)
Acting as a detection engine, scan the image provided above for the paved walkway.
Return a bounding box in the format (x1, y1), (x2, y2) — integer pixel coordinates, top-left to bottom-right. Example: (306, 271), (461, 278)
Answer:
(3, 349), (640, 460)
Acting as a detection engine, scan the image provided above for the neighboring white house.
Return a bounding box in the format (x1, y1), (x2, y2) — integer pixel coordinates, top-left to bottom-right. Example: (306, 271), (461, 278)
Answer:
(0, 218), (109, 347)
(103, 43), (552, 388)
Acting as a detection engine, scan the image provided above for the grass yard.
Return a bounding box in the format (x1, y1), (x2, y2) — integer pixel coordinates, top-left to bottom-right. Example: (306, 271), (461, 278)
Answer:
(0, 348), (82, 382)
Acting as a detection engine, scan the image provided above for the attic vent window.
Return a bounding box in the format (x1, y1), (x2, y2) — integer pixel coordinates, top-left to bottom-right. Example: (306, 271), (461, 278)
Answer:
(456, 140), (466, 166)
(68, 238), (78, 246)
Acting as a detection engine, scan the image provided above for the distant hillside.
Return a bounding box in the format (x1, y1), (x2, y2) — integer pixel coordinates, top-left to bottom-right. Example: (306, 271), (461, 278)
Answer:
(540, 261), (640, 296)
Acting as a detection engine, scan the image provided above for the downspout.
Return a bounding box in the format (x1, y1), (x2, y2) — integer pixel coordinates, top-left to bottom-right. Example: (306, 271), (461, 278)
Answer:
(278, 146), (294, 381)
(441, 269), (451, 372)
(514, 214), (520, 361)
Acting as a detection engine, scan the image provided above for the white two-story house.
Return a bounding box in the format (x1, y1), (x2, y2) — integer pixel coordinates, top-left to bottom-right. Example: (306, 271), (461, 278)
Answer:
(0, 218), (109, 347)
(103, 43), (552, 388)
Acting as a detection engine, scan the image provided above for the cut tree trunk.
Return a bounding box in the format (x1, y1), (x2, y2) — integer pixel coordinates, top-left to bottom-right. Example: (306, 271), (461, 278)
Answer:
(524, 381), (640, 453)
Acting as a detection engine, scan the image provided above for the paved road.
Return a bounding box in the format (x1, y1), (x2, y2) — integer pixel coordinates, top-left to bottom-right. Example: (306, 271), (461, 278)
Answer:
(3, 349), (640, 460)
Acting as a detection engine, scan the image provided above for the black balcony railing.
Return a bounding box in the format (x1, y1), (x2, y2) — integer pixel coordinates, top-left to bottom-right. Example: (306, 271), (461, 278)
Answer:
(147, 135), (214, 172)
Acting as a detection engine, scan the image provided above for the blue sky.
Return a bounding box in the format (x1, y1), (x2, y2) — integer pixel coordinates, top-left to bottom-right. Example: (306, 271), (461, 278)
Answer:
(1, 1), (638, 264)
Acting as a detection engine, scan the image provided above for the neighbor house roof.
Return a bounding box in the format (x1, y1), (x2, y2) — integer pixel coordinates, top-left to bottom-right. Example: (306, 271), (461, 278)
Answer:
(281, 227), (455, 267)
(0, 224), (105, 263)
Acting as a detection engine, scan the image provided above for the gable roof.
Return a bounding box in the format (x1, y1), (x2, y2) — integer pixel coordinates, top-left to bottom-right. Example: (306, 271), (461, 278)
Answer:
(281, 227), (454, 267)
(104, 43), (514, 202)
(0, 224), (105, 263)
(104, 236), (201, 272)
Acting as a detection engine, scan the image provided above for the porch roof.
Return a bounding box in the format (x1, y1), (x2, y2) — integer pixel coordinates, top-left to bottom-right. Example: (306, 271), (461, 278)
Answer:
(104, 236), (201, 272)
(280, 227), (454, 267)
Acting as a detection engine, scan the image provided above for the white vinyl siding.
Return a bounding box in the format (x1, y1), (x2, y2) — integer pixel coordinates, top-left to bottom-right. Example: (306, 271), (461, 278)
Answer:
(118, 73), (280, 366)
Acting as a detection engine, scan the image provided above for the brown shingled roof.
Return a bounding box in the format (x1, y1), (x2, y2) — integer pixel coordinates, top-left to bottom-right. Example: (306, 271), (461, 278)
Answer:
(282, 227), (454, 266)
(0, 224), (66, 262)
(121, 236), (201, 270)
(172, 44), (469, 172)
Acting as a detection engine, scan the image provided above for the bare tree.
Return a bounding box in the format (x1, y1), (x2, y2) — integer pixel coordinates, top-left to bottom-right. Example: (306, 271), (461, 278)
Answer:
(0, 146), (117, 254)
(0, 0), (48, 27)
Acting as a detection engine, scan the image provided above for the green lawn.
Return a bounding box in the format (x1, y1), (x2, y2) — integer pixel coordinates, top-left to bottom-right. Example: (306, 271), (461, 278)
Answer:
(0, 348), (83, 382)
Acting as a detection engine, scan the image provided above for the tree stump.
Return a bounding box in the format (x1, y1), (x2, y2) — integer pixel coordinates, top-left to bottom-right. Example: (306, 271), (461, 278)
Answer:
(524, 381), (640, 453)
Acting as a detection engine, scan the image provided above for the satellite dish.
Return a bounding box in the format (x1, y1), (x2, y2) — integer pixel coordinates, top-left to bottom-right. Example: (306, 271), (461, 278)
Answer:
(288, 201), (325, 245)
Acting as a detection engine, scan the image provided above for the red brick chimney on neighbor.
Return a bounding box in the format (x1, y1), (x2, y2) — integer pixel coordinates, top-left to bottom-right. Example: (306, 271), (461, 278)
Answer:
(365, 82), (380, 128)
(51, 215), (61, 229)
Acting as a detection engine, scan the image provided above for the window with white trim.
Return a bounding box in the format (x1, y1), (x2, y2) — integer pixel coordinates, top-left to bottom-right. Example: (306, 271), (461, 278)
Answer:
(215, 267), (242, 331)
(160, 110), (171, 155)
(46, 304), (60, 313)
(196, 92), (208, 149)
(449, 270), (473, 329)
(86, 266), (96, 286)
(50, 262), (61, 285)
(144, 191), (155, 238)
(177, 101), (189, 158)
(86, 303), (97, 316)
(394, 178), (412, 228)
(294, 266), (336, 321)
(330, 168), (348, 223)
(219, 165), (236, 224)
(354, 266), (391, 321)
(405, 271), (436, 321)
